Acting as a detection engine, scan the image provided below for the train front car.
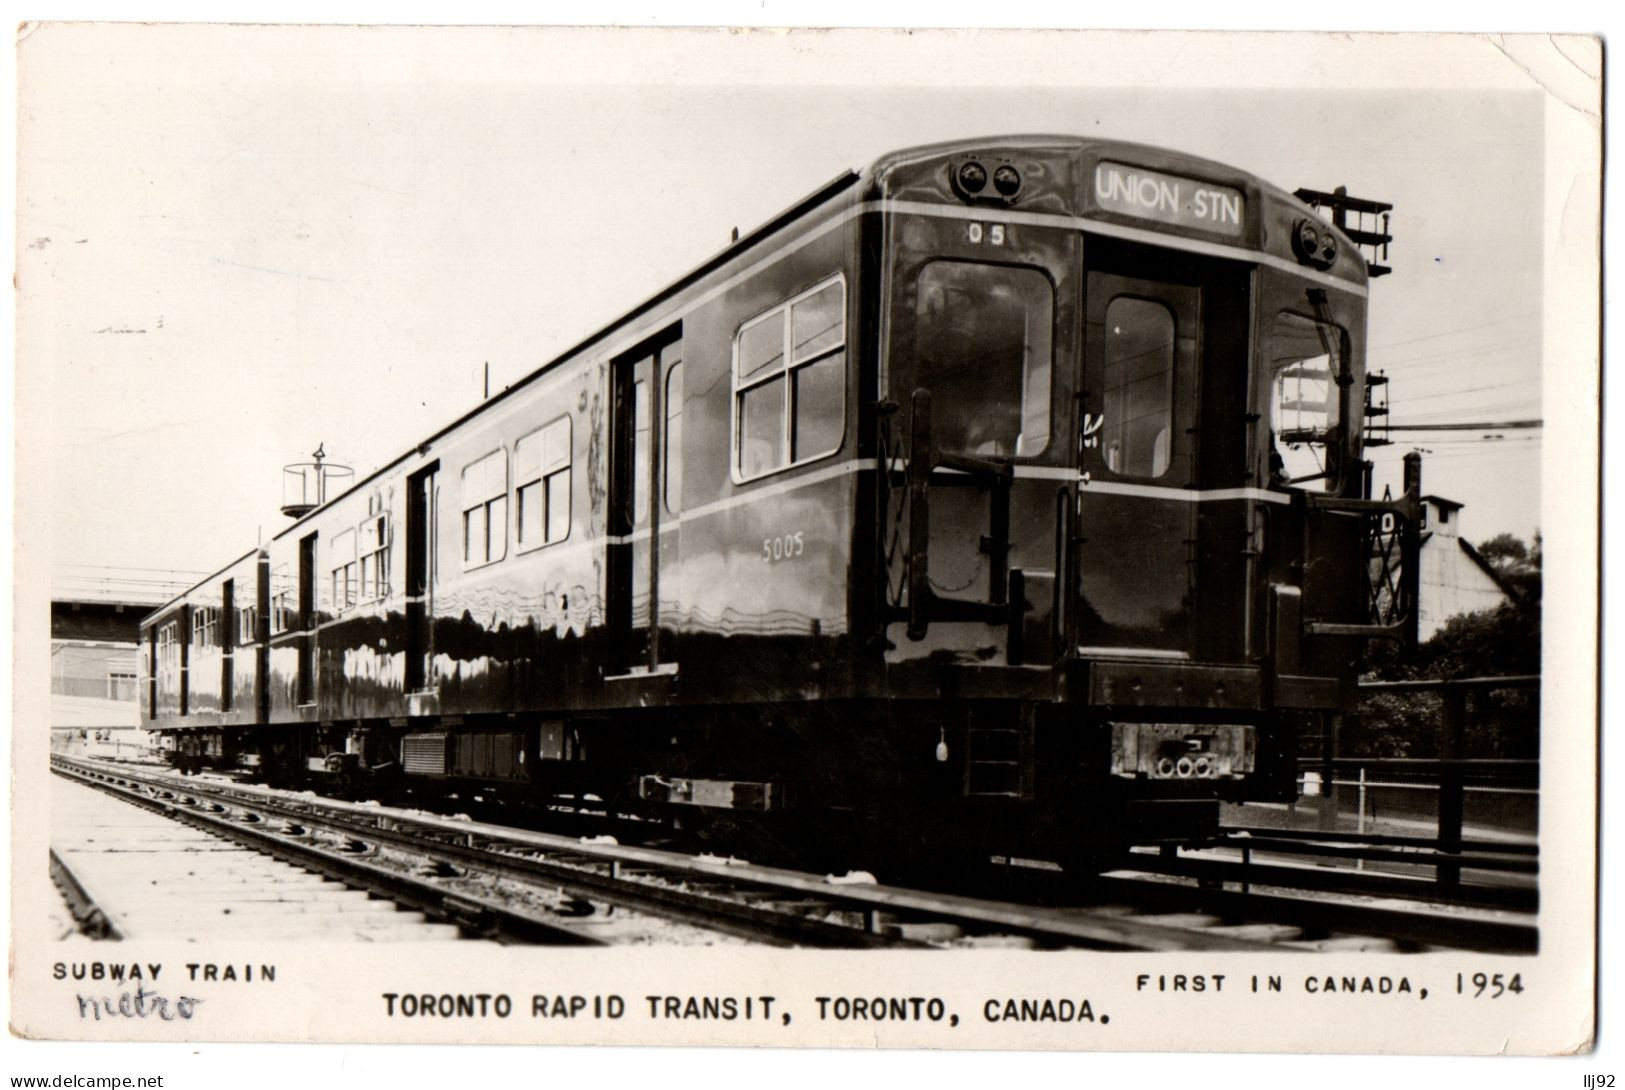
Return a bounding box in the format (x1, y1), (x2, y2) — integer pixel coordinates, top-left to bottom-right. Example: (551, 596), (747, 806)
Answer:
(863, 138), (1417, 869)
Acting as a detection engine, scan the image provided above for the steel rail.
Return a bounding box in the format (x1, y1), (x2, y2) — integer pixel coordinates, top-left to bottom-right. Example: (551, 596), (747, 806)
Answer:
(54, 760), (606, 945)
(50, 847), (122, 940)
(57, 758), (911, 948)
(66, 756), (1531, 952)
(52, 757), (1281, 951)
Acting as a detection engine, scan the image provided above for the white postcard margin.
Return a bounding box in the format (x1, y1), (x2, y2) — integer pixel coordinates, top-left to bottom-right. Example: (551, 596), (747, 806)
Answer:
(7, 26), (1602, 1057)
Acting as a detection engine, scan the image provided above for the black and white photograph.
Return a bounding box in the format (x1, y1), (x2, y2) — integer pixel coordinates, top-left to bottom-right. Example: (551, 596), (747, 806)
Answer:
(8, 22), (1601, 1069)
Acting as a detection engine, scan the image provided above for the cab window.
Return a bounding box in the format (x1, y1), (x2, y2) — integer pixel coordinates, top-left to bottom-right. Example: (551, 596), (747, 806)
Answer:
(914, 261), (1053, 458)
(1269, 311), (1347, 491)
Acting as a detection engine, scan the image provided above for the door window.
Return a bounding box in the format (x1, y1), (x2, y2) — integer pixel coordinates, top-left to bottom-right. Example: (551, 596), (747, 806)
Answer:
(1100, 297), (1176, 478)
(664, 362), (683, 514)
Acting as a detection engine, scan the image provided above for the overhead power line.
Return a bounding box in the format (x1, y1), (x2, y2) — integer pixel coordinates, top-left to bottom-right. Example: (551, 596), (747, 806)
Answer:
(1383, 419), (1542, 432)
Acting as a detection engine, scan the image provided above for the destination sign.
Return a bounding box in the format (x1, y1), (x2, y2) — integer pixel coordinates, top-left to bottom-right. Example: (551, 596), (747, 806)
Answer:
(1093, 161), (1246, 237)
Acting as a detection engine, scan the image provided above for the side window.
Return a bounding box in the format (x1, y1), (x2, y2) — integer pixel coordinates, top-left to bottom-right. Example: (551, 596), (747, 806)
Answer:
(157, 622), (178, 691)
(359, 513), (390, 601)
(732, 275), (846, 481)
(330, 529), (358, 613)
(238, 605), (258, 645)
(516, 416), (572, 551)
(1268, 311), (1347, 492)
(271, 565), (294, 634)
(191, 607), (217, 649)
(461, 449), (508, 568)
(1101, 296), (1175, 478)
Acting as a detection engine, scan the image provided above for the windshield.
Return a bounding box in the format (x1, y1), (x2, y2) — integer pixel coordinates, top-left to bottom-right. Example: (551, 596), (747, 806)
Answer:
(1268, 311), (1347, 491)
(914, 261), (1053, 458)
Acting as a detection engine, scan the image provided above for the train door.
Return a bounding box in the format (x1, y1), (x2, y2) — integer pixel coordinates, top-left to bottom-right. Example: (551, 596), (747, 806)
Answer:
(884, 219), (1081, 660)
(1076, 266), (1201, 656)
(1075, 242), (1253, 661)
(146, 626), (158, 721)
(405, 463), (439, 693)
(607, 333), (682, 676)
(256, 550), (271, 724)
(297, 533), (317, 705)
(221, 579), (234, 712)
(179, 605), (191, 716)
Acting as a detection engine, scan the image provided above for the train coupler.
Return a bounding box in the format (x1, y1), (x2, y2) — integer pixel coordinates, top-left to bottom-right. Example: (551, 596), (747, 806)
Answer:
(1108, 722), (1256, 781)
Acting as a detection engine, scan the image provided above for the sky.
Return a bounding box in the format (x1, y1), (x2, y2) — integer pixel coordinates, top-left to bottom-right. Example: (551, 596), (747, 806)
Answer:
(17, 27), (1569, 588)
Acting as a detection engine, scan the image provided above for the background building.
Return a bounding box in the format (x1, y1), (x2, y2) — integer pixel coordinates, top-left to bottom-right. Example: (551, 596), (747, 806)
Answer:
(51, 565), (205, 756)
(1415, 495), (1511, 641)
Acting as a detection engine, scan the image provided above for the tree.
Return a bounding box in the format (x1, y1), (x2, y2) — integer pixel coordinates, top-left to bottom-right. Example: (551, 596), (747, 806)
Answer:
(1476, 532), (1528, 568)
(1353, 531), (1541, 758)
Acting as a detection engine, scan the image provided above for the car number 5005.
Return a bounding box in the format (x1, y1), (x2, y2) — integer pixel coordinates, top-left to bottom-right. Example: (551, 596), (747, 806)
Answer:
(763, 532), (805, 562)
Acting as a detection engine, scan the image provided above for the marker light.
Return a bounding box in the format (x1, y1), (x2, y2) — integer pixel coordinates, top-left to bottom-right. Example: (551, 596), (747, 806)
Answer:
(1291, 217), (1339, 270)
(993, 165), (1021, 196)
(957, 161), (988, 193)
(1296, 219), (1321, 257)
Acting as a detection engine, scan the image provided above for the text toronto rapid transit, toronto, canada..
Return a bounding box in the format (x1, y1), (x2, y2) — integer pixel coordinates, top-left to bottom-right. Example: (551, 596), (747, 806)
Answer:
(374, 992), (1110, 1025)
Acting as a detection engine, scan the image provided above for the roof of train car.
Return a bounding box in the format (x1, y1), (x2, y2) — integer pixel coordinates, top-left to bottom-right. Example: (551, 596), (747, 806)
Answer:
(863, 133), (1321, 211)
(141, 134), (1346, 622)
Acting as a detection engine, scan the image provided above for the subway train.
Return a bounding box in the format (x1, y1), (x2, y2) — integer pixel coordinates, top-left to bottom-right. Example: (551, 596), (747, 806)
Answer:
(139, 135), (1419, 871)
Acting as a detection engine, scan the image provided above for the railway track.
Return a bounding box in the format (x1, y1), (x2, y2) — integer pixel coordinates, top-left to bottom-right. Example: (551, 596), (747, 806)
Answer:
(48, 772), (476, 943)
(51, 755), (1535, 953)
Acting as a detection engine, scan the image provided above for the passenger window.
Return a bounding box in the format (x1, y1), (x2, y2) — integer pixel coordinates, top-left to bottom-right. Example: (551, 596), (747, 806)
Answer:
(1269, 311), (1346, 492)
(157, 622), (178, 691)
(1101, 296), (1175, 478)
(792, 353), (842, 460)
(733, 275), (846, 481)
(330, 529), (358, 612)
(270, 565), (294, 633)
(461, 449), (508, 568)
(516, 416), (572, 551)
(238, 605), (257, 645)
(191, 607), (218, 649)
(738, 377), (786, 478)
(358, 514), (390, 600)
